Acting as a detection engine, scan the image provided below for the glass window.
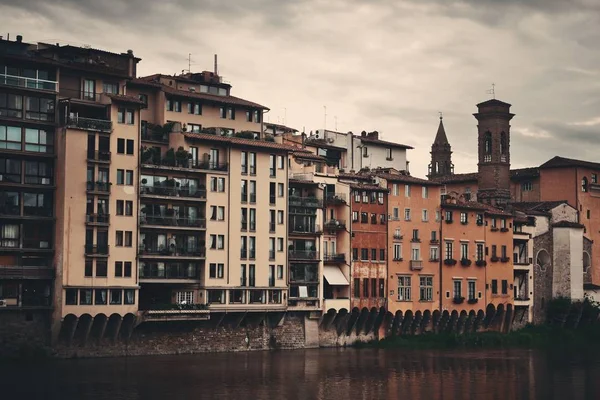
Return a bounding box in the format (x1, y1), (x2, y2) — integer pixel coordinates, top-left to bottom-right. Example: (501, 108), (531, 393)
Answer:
(25, 97), (54, 121)
(420, 276), (433, 301)
(397, 276), (411, 301)
(1, 158), (22, 183)
(25, 128), (53, 153)
(0, 125), (22, 150)
(95, 289), (107, 304)
(0, 93), (23, 118)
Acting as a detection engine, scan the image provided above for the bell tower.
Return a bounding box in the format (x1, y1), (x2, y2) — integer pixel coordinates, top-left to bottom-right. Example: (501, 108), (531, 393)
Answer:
(428, 115), (454, 179)
(474, 99), (514, 207)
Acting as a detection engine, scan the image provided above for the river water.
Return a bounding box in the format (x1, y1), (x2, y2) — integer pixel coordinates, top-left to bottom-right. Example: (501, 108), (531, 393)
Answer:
(2, 348), (600, 399)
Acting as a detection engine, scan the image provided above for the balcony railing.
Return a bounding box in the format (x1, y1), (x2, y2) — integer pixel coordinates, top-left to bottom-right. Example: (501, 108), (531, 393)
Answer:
(324, 254), (346, 263)
(393, 234), (403, 240)
(139, 215), (206, 228)
(139, 245), (206, 258)
(85, 213), (110, 225)
(513, 254), (532, 265)
(142, 158), (229, 172)
(410, 260), (423, 271)
(289, 224), (322, 235)
(84, 244), (109, 256)
(324, 219), (346, 231)
(86, 181), (111, 193)
(139, 264), (200, 280)
(324, 193), (347, 205)
(0, 265), (54, 279)
(66, 116), (112, 133)
(289, 196), (323, 208)
(0, 73), (58, 91)
(87, 151), (111, 163)
(141, 131), (169, 143)
(140, 185), (207, 199)
(289, 250), (319, 260)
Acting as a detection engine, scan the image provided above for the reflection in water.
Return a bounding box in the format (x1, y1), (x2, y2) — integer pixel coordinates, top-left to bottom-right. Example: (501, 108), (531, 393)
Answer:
(2, 348), (600, 399)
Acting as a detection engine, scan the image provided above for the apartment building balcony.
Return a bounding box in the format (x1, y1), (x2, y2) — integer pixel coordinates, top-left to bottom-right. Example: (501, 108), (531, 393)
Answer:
(324, 219), (346, 231)
(139, 215), (206, 230)
(141, 157), (229, 173)
(0, 265), (54, 280)
(289, 224), (322, 236)
(324, 254), (346, 264)
(409, 260), (423, 271)
(513, 254), (533, 267)
(66, 116), (112, 133)
(85, 213), (110, 226)
(138, 262), (201, 281)
(0, 72), (58, 92)
(140, 185), (207, 200)
(206, 288), (286, 311)
(84, 244), (109, 257)
(0, 239), (53, 252)
(393, 233), (404, 240)
(289, 196), (323, 208)
(324, 193), (347, 206)
(87, 150), (111, 163)
(86, 181), (111, 195)
(139, 245), (206, 259)
(289, 250), (320, 261)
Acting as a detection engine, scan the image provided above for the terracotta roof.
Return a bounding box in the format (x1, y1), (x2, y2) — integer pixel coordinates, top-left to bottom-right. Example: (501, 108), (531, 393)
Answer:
(553, 220), (585, 229)
(374, 172), (442, 186)
(106, 94), (145, 105)
(128, 77), (268, 110)
(510, 167), (540, 180)
(349, 183), (388, 192)
(183, 132), (295, 152)
(442, 201), (512, 216)
(431, 172), (478, 184)
(511, 201), (569, 213)
(292, 151), (326, 162)
(539, 156), (600, 171)
(289, 178), (318, 185)
(356, 135), (414, 149)
(338, 173), (372, 181)
(265, 122), (299, 133)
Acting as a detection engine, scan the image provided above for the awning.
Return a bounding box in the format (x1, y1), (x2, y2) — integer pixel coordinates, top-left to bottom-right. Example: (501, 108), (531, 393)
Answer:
(323, 266), (349, 286)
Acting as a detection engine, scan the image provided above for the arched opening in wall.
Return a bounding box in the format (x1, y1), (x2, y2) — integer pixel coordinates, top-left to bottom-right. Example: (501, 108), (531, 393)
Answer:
(582, 177), (588, 193)
(500, 132), (507, 154)
(583, 252), (591, 273)
(484, 131), (492, 154)
(536, 249), (551, 272)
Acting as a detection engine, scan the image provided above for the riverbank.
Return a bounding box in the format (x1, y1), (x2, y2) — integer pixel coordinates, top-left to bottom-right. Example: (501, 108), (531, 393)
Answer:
(366, 324), (600, 350)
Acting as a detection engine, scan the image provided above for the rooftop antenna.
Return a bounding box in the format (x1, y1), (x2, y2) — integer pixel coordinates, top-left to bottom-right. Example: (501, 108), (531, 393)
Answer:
(486, 83), (496, 99)
(187, 53), (192, 74)
(214, 54), (218, 75)
(283, 108), (287, 125)
(439, 111), (443, 120)
(334, 116), (338, 131)
(324, 106), (327, 131)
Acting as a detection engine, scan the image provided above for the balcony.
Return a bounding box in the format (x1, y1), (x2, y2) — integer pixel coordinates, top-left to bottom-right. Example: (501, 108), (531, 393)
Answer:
(452, 297), (465, 304)
(444, 258), (457, 266)
(513, 254), (532, 266)
(142, 158), (229, 173)
(140, 185), (207, 199)
(269, 250), (275, 261)
(475, 260), (487, 267)
(460, 259), (472, 267)
(409, 260), (423, 271)
(87, 151), (111, 163)
(324, 254), (346, 264)
(324, 193), (347, 205)
(86, 181), (111, 194)
(393, 234), (403, 240)
(323, 219), (346, 231)
(139, 215), (206, 229)
(85, 213), (110, 226)
(139, 263), (200, 280)
(84, 244), (109, 256)
(289, 250), (320, 260)
(66, 116), (112, 133)
(0, 239), (52, 252)
(289, 196), (323, 208)
(0, 265), (54, 280)
(139, 245), (206, 258)
(289, 224), (322, 235)
(0, 73), (58, 91)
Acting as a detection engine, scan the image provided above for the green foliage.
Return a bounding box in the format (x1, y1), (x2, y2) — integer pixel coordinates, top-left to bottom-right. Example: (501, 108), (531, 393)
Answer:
(234, 131), (257, 139)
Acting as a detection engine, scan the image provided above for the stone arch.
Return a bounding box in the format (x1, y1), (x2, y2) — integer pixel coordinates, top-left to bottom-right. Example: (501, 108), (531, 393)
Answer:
(335, 308), (350, 336)
(456, 310), (468, 334)
(321, 308), (337, 330)
(582, 177), (588, 192)
(90, 313), (108, 341)
(120, 313), (137, 340)
(391, 311), (403, 336)
(500, 131), (507, 155)
(401, 310), (414, 335)
(447, 310), (459, 333)
(465, 310), (477, 333)
(73, 313), (93, 345)
(363, 307), (378, 334)
(473, 310), (485, 332)
(431, 310), (441, 333)
(536, 249), (551, 272)
(58, 314), (78, 344)
(504, 304), (514, 333)
(584, 251), (592, 273)
(484, 304), (496, 328)
(484, 131), (492, 154)
(439, 310), (450, 333)
(373, 307), (387, 333)
(355, 307), (370, 335)
(105, 313), (123, 341)
(411, 311), (423, 335)
(346, 308), (361, 336)
(421, 310), (432, 333)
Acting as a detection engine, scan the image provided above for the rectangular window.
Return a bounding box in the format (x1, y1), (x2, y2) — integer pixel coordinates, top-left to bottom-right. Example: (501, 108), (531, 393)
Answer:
(404, 208), (411, 221)
(393, 208), (399, 220)
(125, 231), (132, 247)
(412, 229), (419, 241)
(502, 280), (508, 294)
(429, 247), (438, 261)
(354, 191), (361, 203)
(460, 212), (468, 224)
(445, 211), (453, 222)
(278, 183), (284, 197)
(117, 108), (125, 124)
(95, 289), (108, 305)
(80, 289), (92, 305)
(217, 235), (224, 250)
(592, 174), (598, 184)
(422, 186), (429, 199)
(125, 201), (133, 216)
(117, 169), (124, 185)
(378, 192), (384, 204)
(492, 245), (497, 258)
(126, 139), (134, 155)
(360, 212), (368, 223)
(110, 289), (122, 305)
(380, 249), (385, 261)
(371, 248), (377, 261)
(501, 245), (507, 259)
(115, 230), (123, 247)
(125, 170), (133, 185)
(354, 278), (360, 298)
(352, 211), (358, 222)
(420, 276), (433, 301)
(352, 248), (359, 260)
(269, 183), (276, 205)
(25, 96), (55, 121)
(96, 261), (107, 277)
(241, 151), (248, 174)
(126, 110), (134, 124)
(453, 280), (462, 299)
(476, 243), (484, 261)
(392, 184), (398, 196)
(269, 154), (276, 177)
(249, 208), (256, 230)
(115, 261), (123, 277)
(363, 278), (369, 297)
(521, 182), (533, 191)
(85, 259), (93, 277)
(445, 241), (453, 260)
(188, 102), (202, 115)
(393, 244), (402, 260)
(103, 82), (118, 94)
(361, 248), (368, 260)
(405, 185), (411, 197)
(124, 262), (132, 277)
(277, 210), (284, 224)
(431, 230), (437, 242)
(370, 213), (377, 224)
(468, 281), (476, 300)
(25, 128), (53, 153)
(117, 138), (125, 154)
(124, 290), (135, 304)
(116, 200), (124, 216)
(249, 152), (257, 174)
(460, 243), (468, 260)
(0, 94), (23, 118)
(277, 265), (283, 279)
(422, 209), (428, 222)
(397, 276), (411, 301)
(492, 280), (498, 294)
(362, 191), (369, 203)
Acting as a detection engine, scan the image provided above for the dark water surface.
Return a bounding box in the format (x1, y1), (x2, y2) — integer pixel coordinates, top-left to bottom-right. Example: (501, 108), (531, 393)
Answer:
(2, 348), (600, 399)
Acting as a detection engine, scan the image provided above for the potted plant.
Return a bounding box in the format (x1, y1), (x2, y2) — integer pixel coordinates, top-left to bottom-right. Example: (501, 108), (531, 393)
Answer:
(453, 296), (465, 304)
(491, 256), (500, 262)
(475, 260), (487, 267)
(164, 148), (176, 166)
(467, 298), (478, 304)
(460, 258), (472, 267)
(444, 258), (457, 266)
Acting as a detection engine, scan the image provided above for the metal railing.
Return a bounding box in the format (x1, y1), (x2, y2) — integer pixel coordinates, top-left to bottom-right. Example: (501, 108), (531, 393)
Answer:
(86, 181), (111, 193)
(0, 265), (54, 279)
(139, 215), (206, 228)
(87, 151), (111, 162)
(139, 245), (206, 257)
(289, 250), (320, 260)
(289, 224), (321, 234)
(140, 185), (206, 199)
(324, 254), (346, 263)
(289, 196), (323, 208)
(324, 193), (347, 205)
(85, 214), (110, 225)
(410, 260), (423, 270)
(324, 219), (346, 230)
(66, 116), (112, 132)
(142, 158), (229, 172)
(0, 73), (58, 91)
(84, 244), (109, 255)
(139, 263), (200, 279)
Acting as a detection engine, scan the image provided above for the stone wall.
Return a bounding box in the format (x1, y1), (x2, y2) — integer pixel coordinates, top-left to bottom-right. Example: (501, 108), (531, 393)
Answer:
(533, 232), (553, 325)
(0, 310), (51, 357)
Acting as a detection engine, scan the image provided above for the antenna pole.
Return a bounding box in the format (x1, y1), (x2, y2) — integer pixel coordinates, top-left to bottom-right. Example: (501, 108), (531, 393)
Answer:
(324, 106), (327, 131)
(492, 83), (495, 99)
(188, 53), (191, 74)
(334, 116), (338, 131)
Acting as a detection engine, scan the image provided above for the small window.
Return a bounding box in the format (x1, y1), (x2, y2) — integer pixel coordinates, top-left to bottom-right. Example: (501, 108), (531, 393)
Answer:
(117, 138), (125, 154)
(126, 139), (134, 155)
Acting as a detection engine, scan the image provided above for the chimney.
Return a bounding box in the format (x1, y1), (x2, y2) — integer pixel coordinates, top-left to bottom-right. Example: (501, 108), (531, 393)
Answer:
(368, 131), (379, 140)
(16, 35), (23, 43)
(361, 131), (367, 137)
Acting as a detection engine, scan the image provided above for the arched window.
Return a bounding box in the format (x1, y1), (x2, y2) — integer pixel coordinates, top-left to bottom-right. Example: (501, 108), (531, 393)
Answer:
(536, 249), (551, 272)
(583, 252), (591, 273)
(484, 131), (492, 154)
(500, 132), (507, 154)
(435, 161), (439, 174)
(582, 177), (588, 192)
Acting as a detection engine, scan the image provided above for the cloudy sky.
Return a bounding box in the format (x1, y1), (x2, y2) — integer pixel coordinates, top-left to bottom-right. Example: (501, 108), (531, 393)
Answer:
(2, 0), (599, 178)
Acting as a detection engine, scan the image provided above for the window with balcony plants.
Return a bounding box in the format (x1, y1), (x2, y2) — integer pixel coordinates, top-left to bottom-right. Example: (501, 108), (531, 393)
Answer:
(444, 241), (456, 265)
(476, 213), (484, 226)
(445, 210), (453, 223)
